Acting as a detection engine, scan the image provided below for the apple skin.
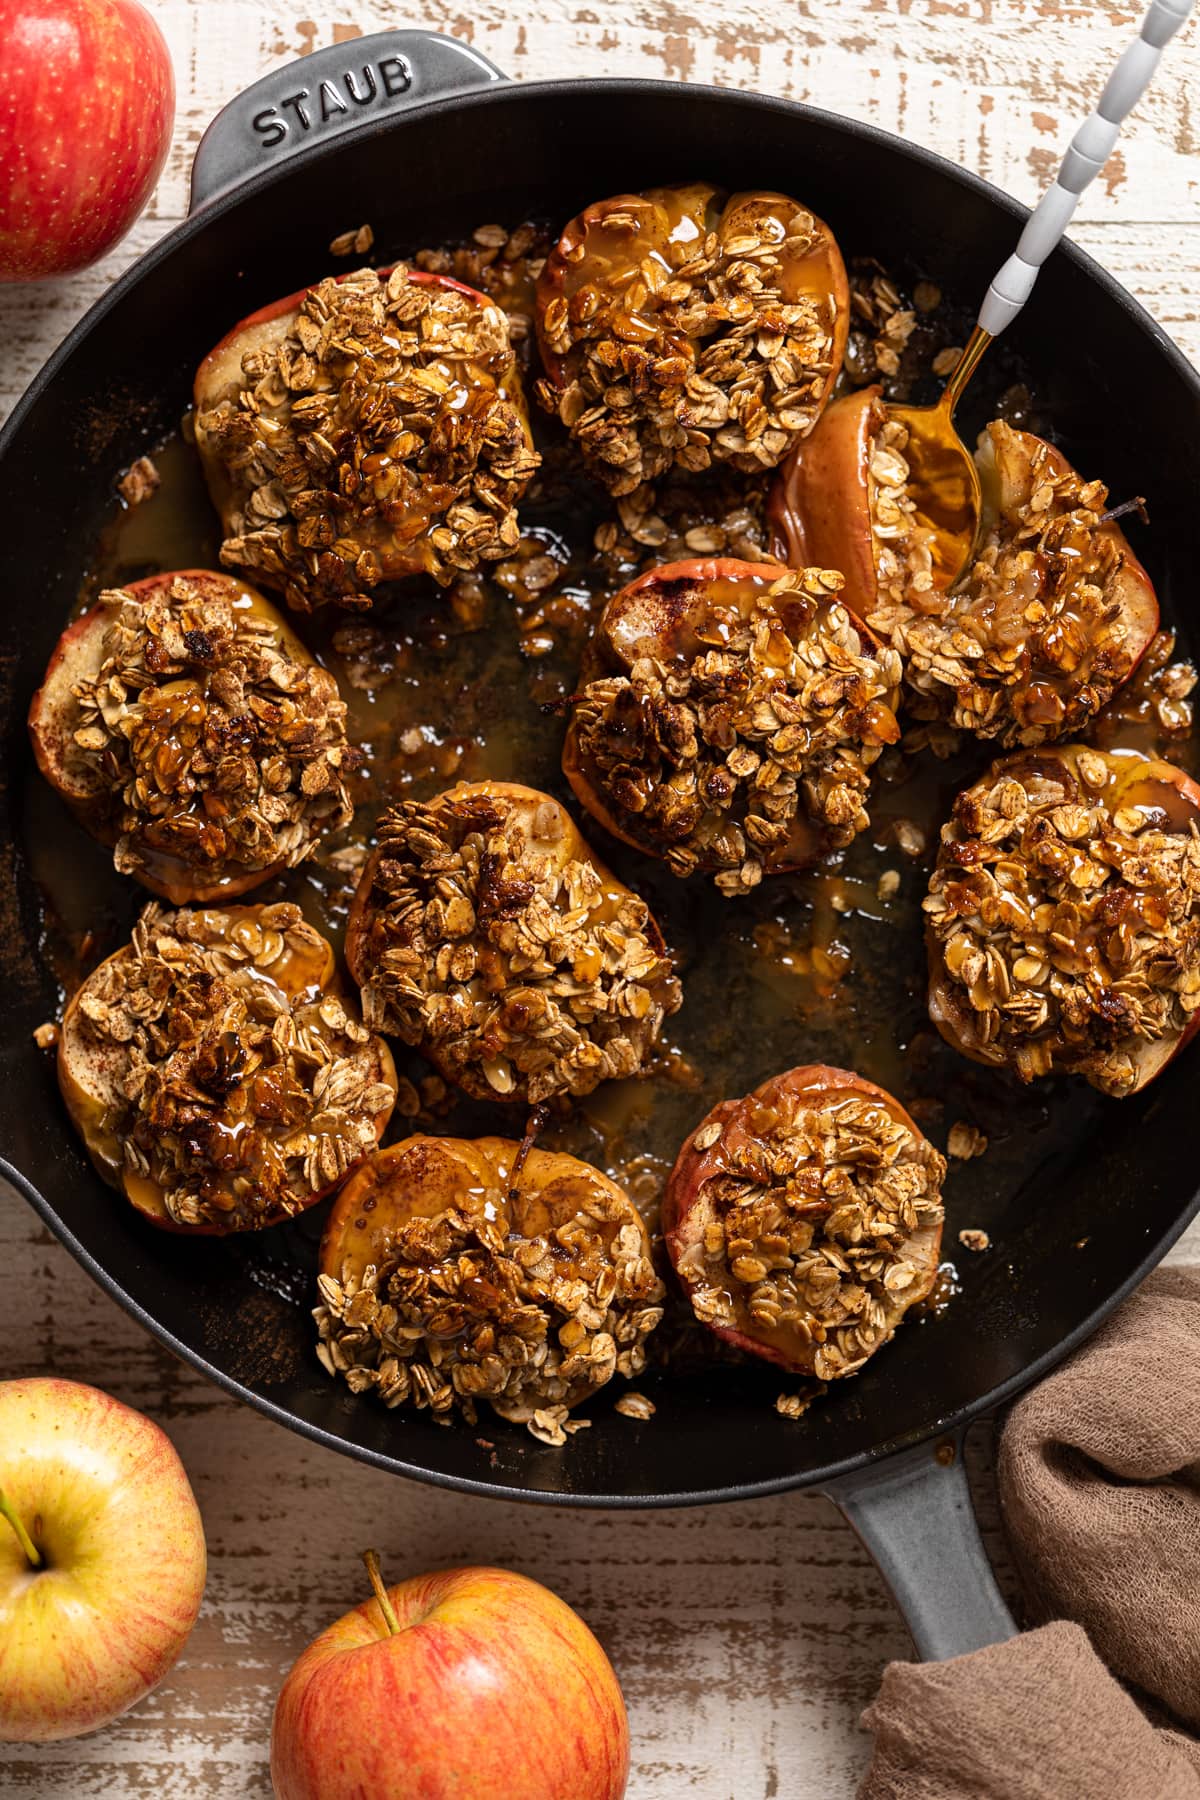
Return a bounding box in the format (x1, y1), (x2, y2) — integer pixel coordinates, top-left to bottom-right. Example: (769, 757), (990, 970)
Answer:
(0, 1378), (206, 1742)
(271, 1565), (630, 1800)
(0, 0), (175, 283)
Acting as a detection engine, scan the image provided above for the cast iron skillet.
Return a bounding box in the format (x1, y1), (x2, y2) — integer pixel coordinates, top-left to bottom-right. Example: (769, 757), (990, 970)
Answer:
(3, 30), (1198, 1660)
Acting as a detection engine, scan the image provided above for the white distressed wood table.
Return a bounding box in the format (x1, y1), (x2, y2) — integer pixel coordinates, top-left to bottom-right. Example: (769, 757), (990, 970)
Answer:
(1, 3), (1198, 1794)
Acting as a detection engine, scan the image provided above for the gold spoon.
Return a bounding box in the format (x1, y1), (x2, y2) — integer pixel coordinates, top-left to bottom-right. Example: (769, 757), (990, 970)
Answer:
(891, 0), (1193, 591)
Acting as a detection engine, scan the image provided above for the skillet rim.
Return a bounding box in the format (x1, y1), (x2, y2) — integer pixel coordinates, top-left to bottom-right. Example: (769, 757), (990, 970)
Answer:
(3, 75), (1199, 1506)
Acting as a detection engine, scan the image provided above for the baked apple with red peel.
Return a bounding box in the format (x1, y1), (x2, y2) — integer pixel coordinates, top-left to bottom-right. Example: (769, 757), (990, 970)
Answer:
(773, 409), (1159, 746)
(28, 569), (357, 904)
(926, 746), (1200, 1096)
(563, 557), (901, 895)
(536, 183), (848, 494)
(768, 384), (932, 627)
(663, 1065), (945, 1379)
(194, 264), (538, 611)
(59, 901), (396, 1232)
(317, 1135), (664, 1437)
(784, 412), (1158, 745)
(345, 780), (681, 1105)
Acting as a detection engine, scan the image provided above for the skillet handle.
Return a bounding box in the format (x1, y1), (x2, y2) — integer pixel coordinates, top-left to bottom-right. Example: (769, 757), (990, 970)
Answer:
(189, 29), (507, 212)
(823, 1432), (1018, 1661)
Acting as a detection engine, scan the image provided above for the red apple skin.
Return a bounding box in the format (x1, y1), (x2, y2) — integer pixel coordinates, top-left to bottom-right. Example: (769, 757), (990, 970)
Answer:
(0, 0), (175, 283)
(0, 1378), (206, 1742)
(271, 1565), (630, 1800)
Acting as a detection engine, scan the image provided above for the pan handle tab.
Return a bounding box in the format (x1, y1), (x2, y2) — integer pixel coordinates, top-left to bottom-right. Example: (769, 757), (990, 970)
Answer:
(189, 30), (507, 212)
(823, 1432), (1017, 1661)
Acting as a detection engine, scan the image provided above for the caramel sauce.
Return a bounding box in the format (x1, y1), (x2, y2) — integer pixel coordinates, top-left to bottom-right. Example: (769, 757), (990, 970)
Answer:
(549, 185), (845, 368)
(554, 184), (720, 325)
(1061, 745), (1199, 825)
(26, 231), (1198, 1387)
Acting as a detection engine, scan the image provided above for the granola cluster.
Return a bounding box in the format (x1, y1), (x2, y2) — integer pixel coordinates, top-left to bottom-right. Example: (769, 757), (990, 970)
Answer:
(672, 1086), (945, 1380)
(567, 567), (902, 895)
(196, 265), (540, 608)
(350, 787), (681, 1103)
(65, 577), (357, 888)
(63, 904), (394, 1230)
(317, 1172), (664, 1441)
(536, 186), (845, 495)
(843, 264), (919, 386)
(870, 422), (1145, 745)
(924, 753), (1200, 1094)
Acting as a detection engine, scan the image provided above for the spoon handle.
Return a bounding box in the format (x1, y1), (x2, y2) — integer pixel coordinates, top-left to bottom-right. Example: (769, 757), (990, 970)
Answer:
(978, 0), (1194, 336)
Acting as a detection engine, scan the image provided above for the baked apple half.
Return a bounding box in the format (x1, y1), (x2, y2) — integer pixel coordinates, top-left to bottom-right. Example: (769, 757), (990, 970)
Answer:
(768, 384), (933, 626)
(663, 1065), (945, 1380)
(194, 264), (539, 610)
(563, 558), (901, 895)
(925, 746), (1200, 1095)
(59, 902), (396, 1232)
(317, 1134), (664, 1439)
(346, 781), (681, 1105)
(772, 412), (1159, 745)
(536, 183), (848, 494)
(29, 570), (358, 904)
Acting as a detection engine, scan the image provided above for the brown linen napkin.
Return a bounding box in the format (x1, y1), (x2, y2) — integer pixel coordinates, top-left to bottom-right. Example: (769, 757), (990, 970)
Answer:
(858, 1266), (1200, 1799)
(859, 1620), (1200, 1799)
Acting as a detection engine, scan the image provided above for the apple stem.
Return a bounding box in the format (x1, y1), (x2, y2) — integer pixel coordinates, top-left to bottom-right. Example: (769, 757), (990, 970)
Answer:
(0, 1485), (42, 1570)
(363, 1549), (401, 1637)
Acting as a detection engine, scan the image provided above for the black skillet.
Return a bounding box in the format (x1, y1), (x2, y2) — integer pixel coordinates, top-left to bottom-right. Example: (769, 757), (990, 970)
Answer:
(2, 29), (1198, 1662)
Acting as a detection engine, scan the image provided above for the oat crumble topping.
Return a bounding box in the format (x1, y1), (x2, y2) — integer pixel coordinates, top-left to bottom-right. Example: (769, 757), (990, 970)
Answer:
(317, 1146), (664, 1438)
(566, 565), (902, 895)
(62, 903), (394, 1231)
(947, 1120), (988, 1160)
(614, 1390), (656, 1420)
(925, 751), (1200, 1094)
(117, 454), (160, 508)
(870, 422), (1151, 745)
(844, 263), (918, 387)
(196, 265), (540, 609)
(349, 785), (681, 1103)
(62, 576), (357, 890)
(672, 1082), (945, 1380)
(536, 185), (846, 495)
(775, 1391), (816, 1420)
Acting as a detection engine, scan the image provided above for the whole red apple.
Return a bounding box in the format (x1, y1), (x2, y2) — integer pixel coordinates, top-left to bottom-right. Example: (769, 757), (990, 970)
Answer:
(271, 1557), (630, 1800)
(0, 0), (175, 283)
(0, 1377), (206, 1741)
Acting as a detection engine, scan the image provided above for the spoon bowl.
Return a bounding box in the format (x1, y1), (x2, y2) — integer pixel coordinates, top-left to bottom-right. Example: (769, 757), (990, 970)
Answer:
(888, 0), (1192, 590)
(887, 323), (992, 590)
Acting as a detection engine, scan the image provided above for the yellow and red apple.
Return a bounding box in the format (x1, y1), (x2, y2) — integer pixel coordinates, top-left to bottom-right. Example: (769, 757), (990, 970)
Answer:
(0, 1377), (206, 1742)
(271, 1557), (630, 1800)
